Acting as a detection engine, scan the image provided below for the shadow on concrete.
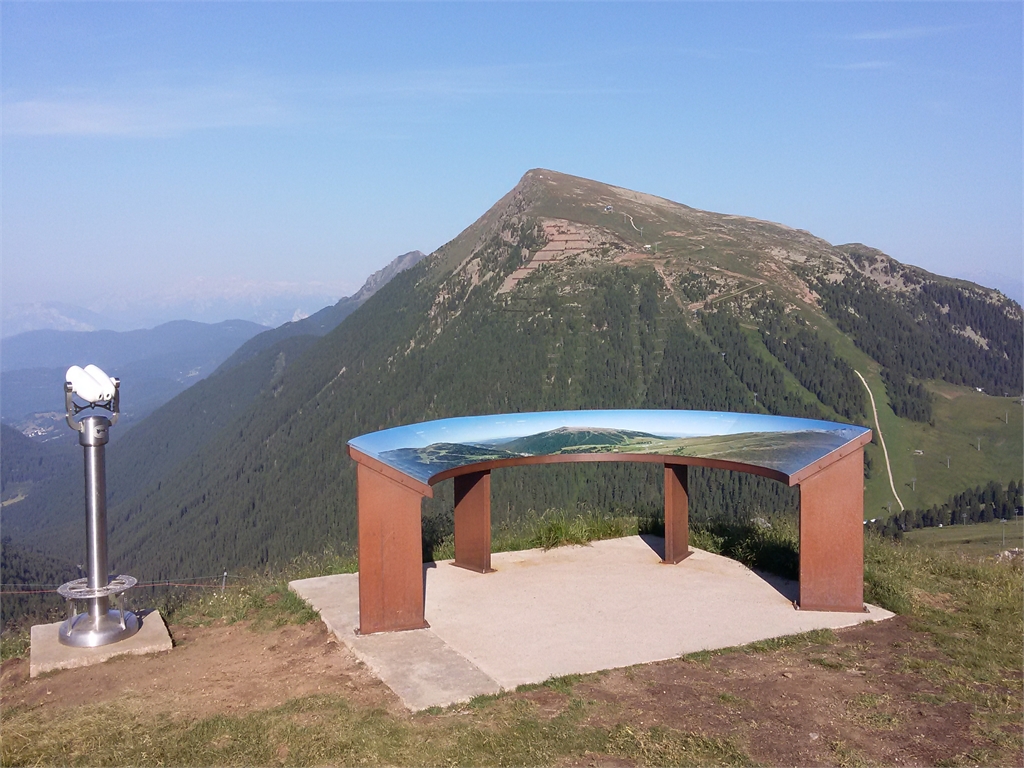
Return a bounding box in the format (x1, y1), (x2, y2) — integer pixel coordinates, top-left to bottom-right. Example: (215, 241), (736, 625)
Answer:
(639, 533), (665, 559)
(753, 570), (799, 603)
(422, 561), (437, 614)
(640, 532), (798, 603)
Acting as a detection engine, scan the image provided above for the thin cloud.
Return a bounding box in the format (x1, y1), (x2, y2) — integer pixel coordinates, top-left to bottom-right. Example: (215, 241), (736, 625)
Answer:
(3, 65), (634, 138)
(3, 83), (288, 137)
(845, 25), (965, 42)
(832, 61), (894, 71)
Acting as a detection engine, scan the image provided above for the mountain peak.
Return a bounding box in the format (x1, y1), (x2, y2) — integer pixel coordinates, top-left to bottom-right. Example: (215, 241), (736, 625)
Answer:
(423, 168), (847, 312)
(352, 250), (427, 301)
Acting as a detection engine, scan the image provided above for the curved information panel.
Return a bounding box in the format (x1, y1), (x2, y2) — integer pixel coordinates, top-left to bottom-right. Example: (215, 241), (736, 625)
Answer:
(347, 410), (872, 634)
(348, 410), (871, 487)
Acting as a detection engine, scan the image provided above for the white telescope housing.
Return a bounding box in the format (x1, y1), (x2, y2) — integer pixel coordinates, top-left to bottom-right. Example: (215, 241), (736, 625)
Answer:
(66, 364), (117, 404)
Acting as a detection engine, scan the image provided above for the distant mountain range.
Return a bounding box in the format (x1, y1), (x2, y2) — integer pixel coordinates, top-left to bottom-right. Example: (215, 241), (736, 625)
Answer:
(1, 302), (120, 337)
(2, 285), (343, 338)
(0, 250), (426, 438)
(2, 169), (1020, 589)
(1, 319), (267, 438)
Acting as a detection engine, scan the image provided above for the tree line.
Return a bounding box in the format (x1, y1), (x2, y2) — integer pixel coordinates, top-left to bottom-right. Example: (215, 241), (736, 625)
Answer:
(698, 309), (823, 420)
(815, 275), (1022, 399)
(866, 479), (1024, 540)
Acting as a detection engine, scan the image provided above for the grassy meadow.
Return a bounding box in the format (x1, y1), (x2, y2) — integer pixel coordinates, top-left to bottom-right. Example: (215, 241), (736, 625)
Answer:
(905, 517), (1024, 558)
(799, 311), (1022, 518)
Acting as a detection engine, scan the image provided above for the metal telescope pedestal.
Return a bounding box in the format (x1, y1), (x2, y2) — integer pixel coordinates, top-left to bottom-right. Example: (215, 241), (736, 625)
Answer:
(57, 384), (140, 647)
(28, 371), (171, 675)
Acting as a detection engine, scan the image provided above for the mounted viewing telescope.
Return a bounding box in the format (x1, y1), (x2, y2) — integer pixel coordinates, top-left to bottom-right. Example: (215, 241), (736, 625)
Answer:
(57, 364), (139, 647)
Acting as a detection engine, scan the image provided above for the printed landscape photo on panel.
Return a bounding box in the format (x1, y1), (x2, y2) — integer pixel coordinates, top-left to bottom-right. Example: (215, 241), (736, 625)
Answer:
(349, 410), (871, 484)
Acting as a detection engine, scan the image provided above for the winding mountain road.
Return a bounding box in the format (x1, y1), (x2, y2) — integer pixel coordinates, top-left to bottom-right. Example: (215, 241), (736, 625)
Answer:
(856, 370), (904, 513)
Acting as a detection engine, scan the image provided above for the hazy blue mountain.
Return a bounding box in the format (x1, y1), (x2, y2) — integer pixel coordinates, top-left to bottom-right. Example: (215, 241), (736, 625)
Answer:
(2, 319), (266, 372)
(2, 289), (344, 337)
(1, 301), (123, 337)
(1, 319), (267, 432)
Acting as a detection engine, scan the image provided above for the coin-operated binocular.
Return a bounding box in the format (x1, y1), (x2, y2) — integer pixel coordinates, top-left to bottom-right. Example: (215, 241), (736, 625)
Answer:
(57, 365), (139, 647)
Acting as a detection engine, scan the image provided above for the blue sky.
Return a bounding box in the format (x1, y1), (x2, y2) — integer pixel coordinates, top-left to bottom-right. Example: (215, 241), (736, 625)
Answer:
(3, 2), (1021, 323)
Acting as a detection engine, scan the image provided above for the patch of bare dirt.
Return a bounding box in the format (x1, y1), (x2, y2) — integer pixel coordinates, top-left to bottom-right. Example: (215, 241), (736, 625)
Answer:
(910, 587), (955, 610)
(2, 616), (1013, 766)
(567, 617), (997, 767)
(1, 620), (398, 720)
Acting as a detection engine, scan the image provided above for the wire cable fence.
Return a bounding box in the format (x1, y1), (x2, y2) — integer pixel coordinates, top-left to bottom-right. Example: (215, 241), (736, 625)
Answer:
(1, 573), (244, 595)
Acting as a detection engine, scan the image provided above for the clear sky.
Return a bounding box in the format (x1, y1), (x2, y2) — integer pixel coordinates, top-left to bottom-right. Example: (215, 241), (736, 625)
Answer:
(3, 1), (1021, 324)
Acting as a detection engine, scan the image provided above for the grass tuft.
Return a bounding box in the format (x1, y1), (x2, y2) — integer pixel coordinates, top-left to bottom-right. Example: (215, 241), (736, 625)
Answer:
(159, 547), (355, 629)
(607, 723), (751, 766)
(691, 517), (799, 579)
(0, 626), (30, 662)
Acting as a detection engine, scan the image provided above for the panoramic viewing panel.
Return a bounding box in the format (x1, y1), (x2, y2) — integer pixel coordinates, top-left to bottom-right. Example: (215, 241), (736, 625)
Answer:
(349, 410), (871, 485)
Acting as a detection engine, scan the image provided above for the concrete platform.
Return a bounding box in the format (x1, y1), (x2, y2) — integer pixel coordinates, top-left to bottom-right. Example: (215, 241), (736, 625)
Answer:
(290, 536), (893, 711)
(30, 610), (173, 678)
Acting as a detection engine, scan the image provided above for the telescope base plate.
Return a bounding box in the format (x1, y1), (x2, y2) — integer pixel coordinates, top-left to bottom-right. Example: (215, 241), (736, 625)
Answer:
(58, 609), (140, 648)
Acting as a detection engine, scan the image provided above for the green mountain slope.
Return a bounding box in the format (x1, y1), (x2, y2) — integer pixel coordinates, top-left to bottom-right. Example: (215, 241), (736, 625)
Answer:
(2, 335), (318, 566)
(0, 424), (76, 504)
(500, 428), (667, 455)
(5, 169), (1020, 583)
(0, 536), (77, 629)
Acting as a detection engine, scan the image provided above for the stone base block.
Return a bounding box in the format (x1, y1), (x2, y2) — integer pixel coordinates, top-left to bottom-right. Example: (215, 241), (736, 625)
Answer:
(30, 610), (172, 678)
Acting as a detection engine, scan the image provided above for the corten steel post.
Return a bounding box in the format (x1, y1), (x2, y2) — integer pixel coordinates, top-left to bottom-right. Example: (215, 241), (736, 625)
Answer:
(356, 463), (430, 634)
(796, 447), (865, 612)
(58, 376), (139, 647)
(453, 471), (494, 573)
(663, 464), (691, 564)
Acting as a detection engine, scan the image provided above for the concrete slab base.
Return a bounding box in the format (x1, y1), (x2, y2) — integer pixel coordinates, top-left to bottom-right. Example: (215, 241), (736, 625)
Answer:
(30, 610), (173, 678)
(289, 574), (500, 711)
(290, 537), (893, 711)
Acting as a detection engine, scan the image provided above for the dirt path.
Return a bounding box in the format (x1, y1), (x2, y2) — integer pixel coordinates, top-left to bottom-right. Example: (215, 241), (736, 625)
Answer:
(653, 264), (683, 309)
(856, 369), (904, 512)
(694, 280), (765, 312)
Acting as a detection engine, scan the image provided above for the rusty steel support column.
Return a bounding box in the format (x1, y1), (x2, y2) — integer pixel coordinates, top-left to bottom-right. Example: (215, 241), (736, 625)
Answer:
(663, 464), (691, 564)
(453, 470), (494, 573)
(357, 463), (430, 634)
(797, 448), (865, 612)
